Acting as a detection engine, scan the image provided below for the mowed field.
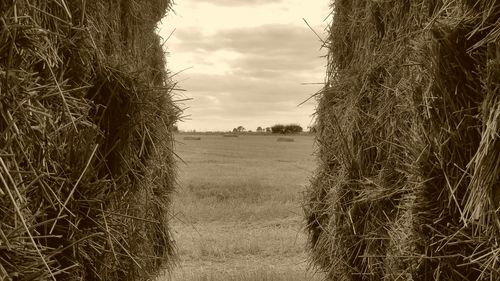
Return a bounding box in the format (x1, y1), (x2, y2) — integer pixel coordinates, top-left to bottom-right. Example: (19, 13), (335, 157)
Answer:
(163, 134), (322, 281)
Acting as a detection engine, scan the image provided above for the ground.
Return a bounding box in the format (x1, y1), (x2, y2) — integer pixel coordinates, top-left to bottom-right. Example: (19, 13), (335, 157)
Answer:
(161, 134), (322, 281)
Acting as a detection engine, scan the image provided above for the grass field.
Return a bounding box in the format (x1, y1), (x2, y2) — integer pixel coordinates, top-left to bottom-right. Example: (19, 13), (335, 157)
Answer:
(161, 134), (321, 281)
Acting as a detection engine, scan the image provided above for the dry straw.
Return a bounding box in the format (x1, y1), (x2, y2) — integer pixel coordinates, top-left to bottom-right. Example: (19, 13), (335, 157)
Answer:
(0, 0), (180, 280)
(305, 0), (500, 280)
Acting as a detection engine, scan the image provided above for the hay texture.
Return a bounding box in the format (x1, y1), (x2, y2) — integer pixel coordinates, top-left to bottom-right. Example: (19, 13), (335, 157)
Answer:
(0, 1), (179, 280)
(305, 1), (500, 280)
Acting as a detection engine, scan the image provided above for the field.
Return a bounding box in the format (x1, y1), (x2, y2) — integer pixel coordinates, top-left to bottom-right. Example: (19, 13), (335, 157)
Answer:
(161, 134), (322, 281)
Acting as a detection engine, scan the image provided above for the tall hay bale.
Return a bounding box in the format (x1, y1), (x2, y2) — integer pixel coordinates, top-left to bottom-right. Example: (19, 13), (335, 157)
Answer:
(305, 0), (500, 280)
(0, 1), (179, 280)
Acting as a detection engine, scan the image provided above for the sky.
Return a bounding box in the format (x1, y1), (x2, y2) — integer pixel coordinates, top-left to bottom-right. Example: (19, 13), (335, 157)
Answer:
(157, 0), (330, 132)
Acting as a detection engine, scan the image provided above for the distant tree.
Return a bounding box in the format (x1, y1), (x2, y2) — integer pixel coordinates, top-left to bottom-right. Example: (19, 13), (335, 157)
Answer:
(232, 128), (238, 133)
(237, 126), (246, 132)
(271, 124), (286, 134)
(271, 124), (303, 134)
(284, 124), (303, 134)
(256, 126), (263, 133)
(265, 127), (271, 133)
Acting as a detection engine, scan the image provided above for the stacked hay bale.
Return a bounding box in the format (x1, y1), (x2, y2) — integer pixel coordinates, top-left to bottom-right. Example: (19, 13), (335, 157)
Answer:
(0, 0), (179, 280)
(305, 0), (500, 280)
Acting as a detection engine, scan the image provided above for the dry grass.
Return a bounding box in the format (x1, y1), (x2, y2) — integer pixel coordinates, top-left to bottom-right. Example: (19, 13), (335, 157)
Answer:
(306, 0), (500, 280)
(0, 1), (178, 280)
(173, 267), (321, 281)
(161, 134), (321, 281)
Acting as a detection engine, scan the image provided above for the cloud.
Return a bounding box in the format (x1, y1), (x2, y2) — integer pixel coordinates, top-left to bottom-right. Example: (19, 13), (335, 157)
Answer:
(174, 24), (325, 78)
(199, 75), (317, 100)
(169, 24), (325, 131)
(175, 24), (322, 56)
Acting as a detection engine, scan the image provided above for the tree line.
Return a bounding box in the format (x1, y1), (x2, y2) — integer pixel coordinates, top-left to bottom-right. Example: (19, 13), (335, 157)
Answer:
(172, 124), (307, 134)
(231, 124), (303, 134)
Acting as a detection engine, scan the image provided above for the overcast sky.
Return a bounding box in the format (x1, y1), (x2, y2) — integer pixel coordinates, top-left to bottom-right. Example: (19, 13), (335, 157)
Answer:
(158, 0), (329, 132)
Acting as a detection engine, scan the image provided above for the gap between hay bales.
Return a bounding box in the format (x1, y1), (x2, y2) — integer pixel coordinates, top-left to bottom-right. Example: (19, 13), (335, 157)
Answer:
(167, 134), (322, 281)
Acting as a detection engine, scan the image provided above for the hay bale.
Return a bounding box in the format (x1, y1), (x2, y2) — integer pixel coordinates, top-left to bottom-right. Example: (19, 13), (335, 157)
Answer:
(183, 136), (201, 141)
(0, 1), (179, 280)
(305, 0), (500, 280)
(277, 137), (294, 142)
